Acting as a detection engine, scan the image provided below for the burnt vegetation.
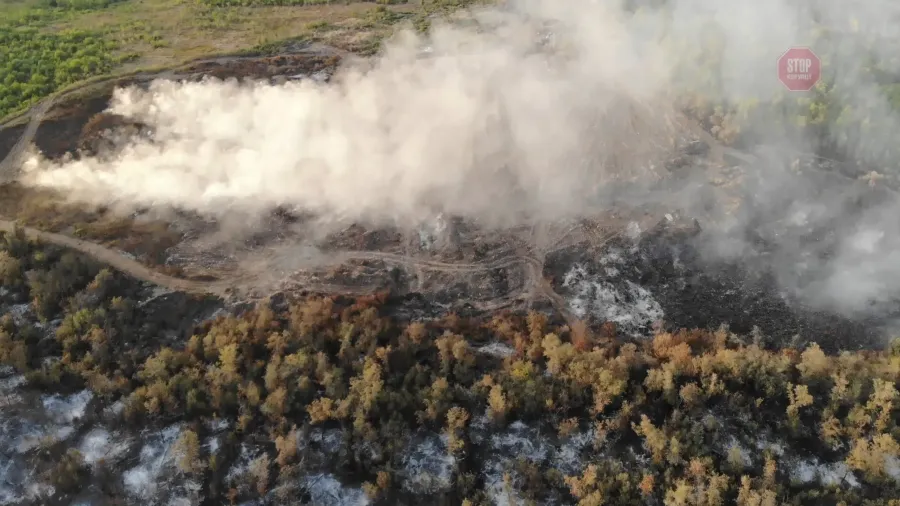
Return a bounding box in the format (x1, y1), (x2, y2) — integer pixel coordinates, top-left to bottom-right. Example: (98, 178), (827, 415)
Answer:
(0, 229), (899, 505)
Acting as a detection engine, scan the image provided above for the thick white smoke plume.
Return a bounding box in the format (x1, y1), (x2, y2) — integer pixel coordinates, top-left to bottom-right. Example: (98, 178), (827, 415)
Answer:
(17, 0), (900, 317)
(23, 1), (683, 228)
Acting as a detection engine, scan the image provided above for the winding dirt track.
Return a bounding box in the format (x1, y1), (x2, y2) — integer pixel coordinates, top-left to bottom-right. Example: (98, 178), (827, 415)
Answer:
(0, 219), (233, 296)
(0, 218), (451, 301)
(0, 209), (642, 323)
(0, 217), (533, 302)
(0, 97), (54, 184)
(0, 84), (642, 312)
(331, 250), (522, 272)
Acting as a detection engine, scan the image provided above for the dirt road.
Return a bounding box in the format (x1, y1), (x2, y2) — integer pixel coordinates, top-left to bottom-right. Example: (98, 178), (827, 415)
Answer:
(0, 219), (231, 294)
(0, 98), (54, 184)
(0, 211), (658, 323)
(0, 218), (421, 300)
(0, 217), (539, 306)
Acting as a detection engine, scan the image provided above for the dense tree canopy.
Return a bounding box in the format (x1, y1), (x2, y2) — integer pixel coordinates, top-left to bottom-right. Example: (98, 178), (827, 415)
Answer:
(0, 27), (115, 118)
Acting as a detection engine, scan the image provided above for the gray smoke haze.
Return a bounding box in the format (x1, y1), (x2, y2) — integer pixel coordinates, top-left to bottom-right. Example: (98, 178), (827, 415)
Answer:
(17, 0), (900, 317)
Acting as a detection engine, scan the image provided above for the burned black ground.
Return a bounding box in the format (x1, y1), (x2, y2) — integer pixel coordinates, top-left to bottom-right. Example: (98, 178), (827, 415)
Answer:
(546, 223), (888, 352)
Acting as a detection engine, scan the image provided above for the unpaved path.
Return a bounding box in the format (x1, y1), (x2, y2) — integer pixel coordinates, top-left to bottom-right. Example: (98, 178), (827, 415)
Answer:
(0, 218), (399, 299)
(0, 98), (54, 184)
(0, 217), (539, 306)
(0, 211), (650, 320)
(331, 249), (522, 272)
(0, 218), (229, 294)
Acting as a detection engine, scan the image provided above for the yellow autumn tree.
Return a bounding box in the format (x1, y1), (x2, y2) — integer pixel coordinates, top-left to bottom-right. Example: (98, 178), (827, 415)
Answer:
(846, 434), (900, 482)
(172, 429), (205, 475)
(446, 406), (470, 455)
(632, 415), (667, 464)
(797, 343), (830, 382)
(488, 384), (509, 423)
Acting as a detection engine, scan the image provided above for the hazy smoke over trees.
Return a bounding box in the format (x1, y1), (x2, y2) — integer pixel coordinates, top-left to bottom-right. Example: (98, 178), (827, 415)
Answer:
(18, 0), (900, 318)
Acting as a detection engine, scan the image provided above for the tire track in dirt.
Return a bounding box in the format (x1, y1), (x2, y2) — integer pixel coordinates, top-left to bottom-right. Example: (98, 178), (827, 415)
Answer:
(0, 97), (54, 184)
(330, 249), (524, 272)
(522, 225), (588, 330)
(0, 218), (538, 308)
(0, 218), (227, 295)
(0, 213), (596, 316)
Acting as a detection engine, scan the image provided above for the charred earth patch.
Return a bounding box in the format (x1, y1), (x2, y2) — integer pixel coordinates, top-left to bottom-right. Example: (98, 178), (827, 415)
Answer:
(545, 224), (885, 351)
(419, 264), (527, 311)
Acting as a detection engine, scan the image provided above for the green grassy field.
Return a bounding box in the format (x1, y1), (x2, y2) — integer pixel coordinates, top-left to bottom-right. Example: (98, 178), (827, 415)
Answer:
(0, 0), (486, 119)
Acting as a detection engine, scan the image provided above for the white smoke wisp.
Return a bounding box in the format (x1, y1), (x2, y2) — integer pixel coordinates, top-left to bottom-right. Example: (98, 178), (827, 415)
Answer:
(21, 1), (681, 230)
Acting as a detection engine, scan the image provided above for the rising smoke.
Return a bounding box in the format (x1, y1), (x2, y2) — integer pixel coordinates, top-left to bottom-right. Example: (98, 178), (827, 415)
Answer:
(16, 0), (900, 317)
(23, 2), (683, 228)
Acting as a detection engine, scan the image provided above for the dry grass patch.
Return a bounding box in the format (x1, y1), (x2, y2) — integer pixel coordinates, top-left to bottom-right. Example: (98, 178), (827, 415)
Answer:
(46, 0), (415, 68)
(0, 185), (182, 265)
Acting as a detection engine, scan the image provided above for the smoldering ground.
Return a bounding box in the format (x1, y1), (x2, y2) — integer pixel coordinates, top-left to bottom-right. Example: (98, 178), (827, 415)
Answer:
(14, 0), (900, 328)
